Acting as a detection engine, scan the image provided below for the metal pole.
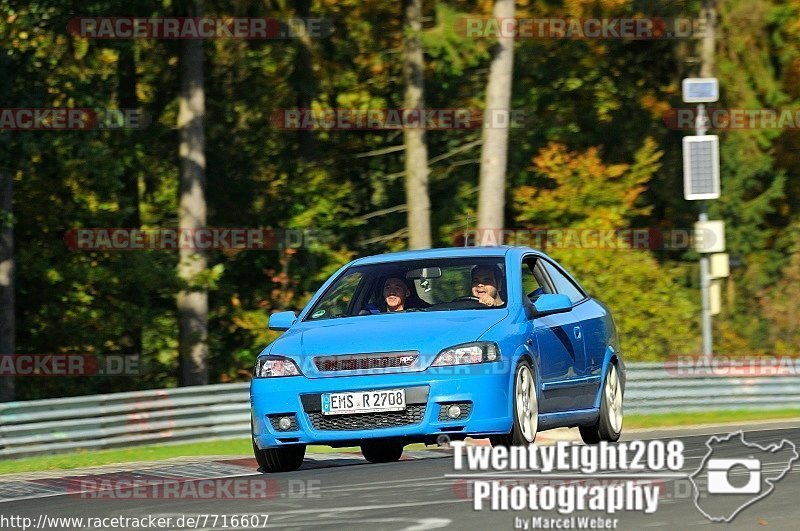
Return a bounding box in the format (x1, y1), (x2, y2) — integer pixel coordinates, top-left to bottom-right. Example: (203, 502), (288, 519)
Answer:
(696, 104), (713, 358)
(699, 207), (713, 358)
(0, 169), (15, 402)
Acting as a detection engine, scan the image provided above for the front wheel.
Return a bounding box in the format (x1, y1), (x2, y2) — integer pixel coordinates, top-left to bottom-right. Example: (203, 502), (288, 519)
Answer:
(579, 362), (623, 444)
(361, 440), (404, 463)
(491, 359), (538, 447)
(253, 439), (306, 472)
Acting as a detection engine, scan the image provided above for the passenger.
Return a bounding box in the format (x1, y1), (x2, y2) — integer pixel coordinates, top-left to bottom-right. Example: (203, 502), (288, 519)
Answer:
(471, 265), (505, 307)
(383, 277), (411, 312)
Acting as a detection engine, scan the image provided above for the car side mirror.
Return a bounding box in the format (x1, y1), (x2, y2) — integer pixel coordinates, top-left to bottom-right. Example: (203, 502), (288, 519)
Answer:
(532, 294), (571, 317)
(268, 310), (297, 331)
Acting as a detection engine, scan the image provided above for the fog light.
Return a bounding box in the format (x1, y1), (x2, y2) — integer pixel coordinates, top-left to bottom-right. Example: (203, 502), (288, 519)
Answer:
(278, 416), (292, 430)
(447, 405), (462, 419)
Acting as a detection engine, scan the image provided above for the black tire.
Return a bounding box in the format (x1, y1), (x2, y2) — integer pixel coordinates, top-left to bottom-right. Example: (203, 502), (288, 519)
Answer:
(253, 438), (269, 470)
(579, 362), (623, 444)
(253, 439), (306, 472)
(491, 359), (538, 447)
(361, 440), (404, 463)
(578, 424), (601, 444)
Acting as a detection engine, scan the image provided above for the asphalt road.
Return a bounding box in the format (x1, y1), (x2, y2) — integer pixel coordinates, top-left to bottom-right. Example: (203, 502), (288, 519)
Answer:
(3, 420), (800, 530)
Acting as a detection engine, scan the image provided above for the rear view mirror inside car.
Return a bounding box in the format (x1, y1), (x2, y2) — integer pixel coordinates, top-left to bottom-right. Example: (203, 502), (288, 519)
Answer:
(406, 267), (442, 279)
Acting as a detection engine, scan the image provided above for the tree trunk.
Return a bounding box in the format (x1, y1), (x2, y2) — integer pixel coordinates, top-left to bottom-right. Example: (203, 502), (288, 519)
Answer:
(0, 169), (15, 402)
(402, 0), (432, 249)
(177, 0), (208, 386)
(291, 0), (316, 161)
(118, 43), (141, 227)
(700, 0), (716, 77)
(477, 0), (515, 232)
(117, 41), (143, 361)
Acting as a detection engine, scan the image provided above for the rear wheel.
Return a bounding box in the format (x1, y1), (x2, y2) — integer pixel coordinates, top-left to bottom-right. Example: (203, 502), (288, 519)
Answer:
(579, 362), (623, 444)
(491, 359), (538, 447)
(361, 440), (404, 463)
(253, 439), (306, 472)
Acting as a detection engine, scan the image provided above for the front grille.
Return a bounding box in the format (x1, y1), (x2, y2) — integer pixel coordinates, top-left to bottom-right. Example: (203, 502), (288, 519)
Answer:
(307, 405), (426, 431)
(314, 352), (418, 372)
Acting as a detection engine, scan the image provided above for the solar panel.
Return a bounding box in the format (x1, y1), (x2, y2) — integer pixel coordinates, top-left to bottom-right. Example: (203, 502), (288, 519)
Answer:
(683, 135), (720, 200)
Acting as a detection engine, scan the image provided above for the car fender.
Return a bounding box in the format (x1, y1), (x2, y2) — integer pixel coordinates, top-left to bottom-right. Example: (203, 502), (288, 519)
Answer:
(505, 333), (542, 418)
(480, 307), (542, 421)
(592, 345), (625, 409)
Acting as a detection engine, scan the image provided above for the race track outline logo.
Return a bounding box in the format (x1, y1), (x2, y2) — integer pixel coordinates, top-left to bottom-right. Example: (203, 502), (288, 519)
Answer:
(689, 431), (798, 522)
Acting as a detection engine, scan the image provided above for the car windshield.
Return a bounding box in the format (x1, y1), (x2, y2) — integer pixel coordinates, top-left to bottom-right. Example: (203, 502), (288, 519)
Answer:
(305, 257), (507, 321)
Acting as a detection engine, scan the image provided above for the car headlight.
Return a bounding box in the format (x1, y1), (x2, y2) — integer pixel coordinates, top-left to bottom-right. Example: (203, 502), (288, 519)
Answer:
(432, 342), (500, 366)
(253, 355), (302, 377)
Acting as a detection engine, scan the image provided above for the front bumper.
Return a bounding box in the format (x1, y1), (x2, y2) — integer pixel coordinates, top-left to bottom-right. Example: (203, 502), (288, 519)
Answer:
(251, 365), (513, 448)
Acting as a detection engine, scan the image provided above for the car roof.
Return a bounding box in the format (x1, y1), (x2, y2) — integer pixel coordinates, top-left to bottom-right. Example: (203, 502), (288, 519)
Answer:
(352, 246), (540, 266)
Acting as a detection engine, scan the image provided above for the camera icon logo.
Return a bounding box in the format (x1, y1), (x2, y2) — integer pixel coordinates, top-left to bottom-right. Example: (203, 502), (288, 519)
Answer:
(706, 458), (761, 494)
(690, 431), (798, 522)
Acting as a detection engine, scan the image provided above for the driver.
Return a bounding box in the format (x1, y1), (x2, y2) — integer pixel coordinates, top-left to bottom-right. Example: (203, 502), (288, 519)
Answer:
(383, 277), (411, 312)
(471, 265), (504, 307)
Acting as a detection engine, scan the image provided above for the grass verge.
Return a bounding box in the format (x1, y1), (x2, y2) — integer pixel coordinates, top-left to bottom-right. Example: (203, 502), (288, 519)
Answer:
(0, 439), (253, 475)
(0, 440), (425, 476)
(2, 409), (798, 475)
(624, 408), (800, 429)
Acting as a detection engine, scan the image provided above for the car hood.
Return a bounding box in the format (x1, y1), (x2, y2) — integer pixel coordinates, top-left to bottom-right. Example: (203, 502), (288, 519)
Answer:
(264, 310), (509, 377)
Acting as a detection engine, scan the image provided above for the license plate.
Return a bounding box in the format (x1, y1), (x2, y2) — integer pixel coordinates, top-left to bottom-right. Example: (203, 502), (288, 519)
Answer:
(321, 389), (406, 415)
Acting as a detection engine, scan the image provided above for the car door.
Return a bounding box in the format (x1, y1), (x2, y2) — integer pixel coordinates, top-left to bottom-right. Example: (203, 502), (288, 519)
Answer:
(521, 255), (581, 413)
(538, 258), (599, 410)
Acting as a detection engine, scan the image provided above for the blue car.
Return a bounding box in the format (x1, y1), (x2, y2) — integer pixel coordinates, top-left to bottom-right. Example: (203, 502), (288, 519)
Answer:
(250, 246), (624, 472)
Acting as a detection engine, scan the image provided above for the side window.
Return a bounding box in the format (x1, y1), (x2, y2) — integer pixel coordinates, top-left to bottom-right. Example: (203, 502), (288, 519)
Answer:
(308, 271), (362, 319)
(542, 261), (585, 304)
(521, 257), (546, 301)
